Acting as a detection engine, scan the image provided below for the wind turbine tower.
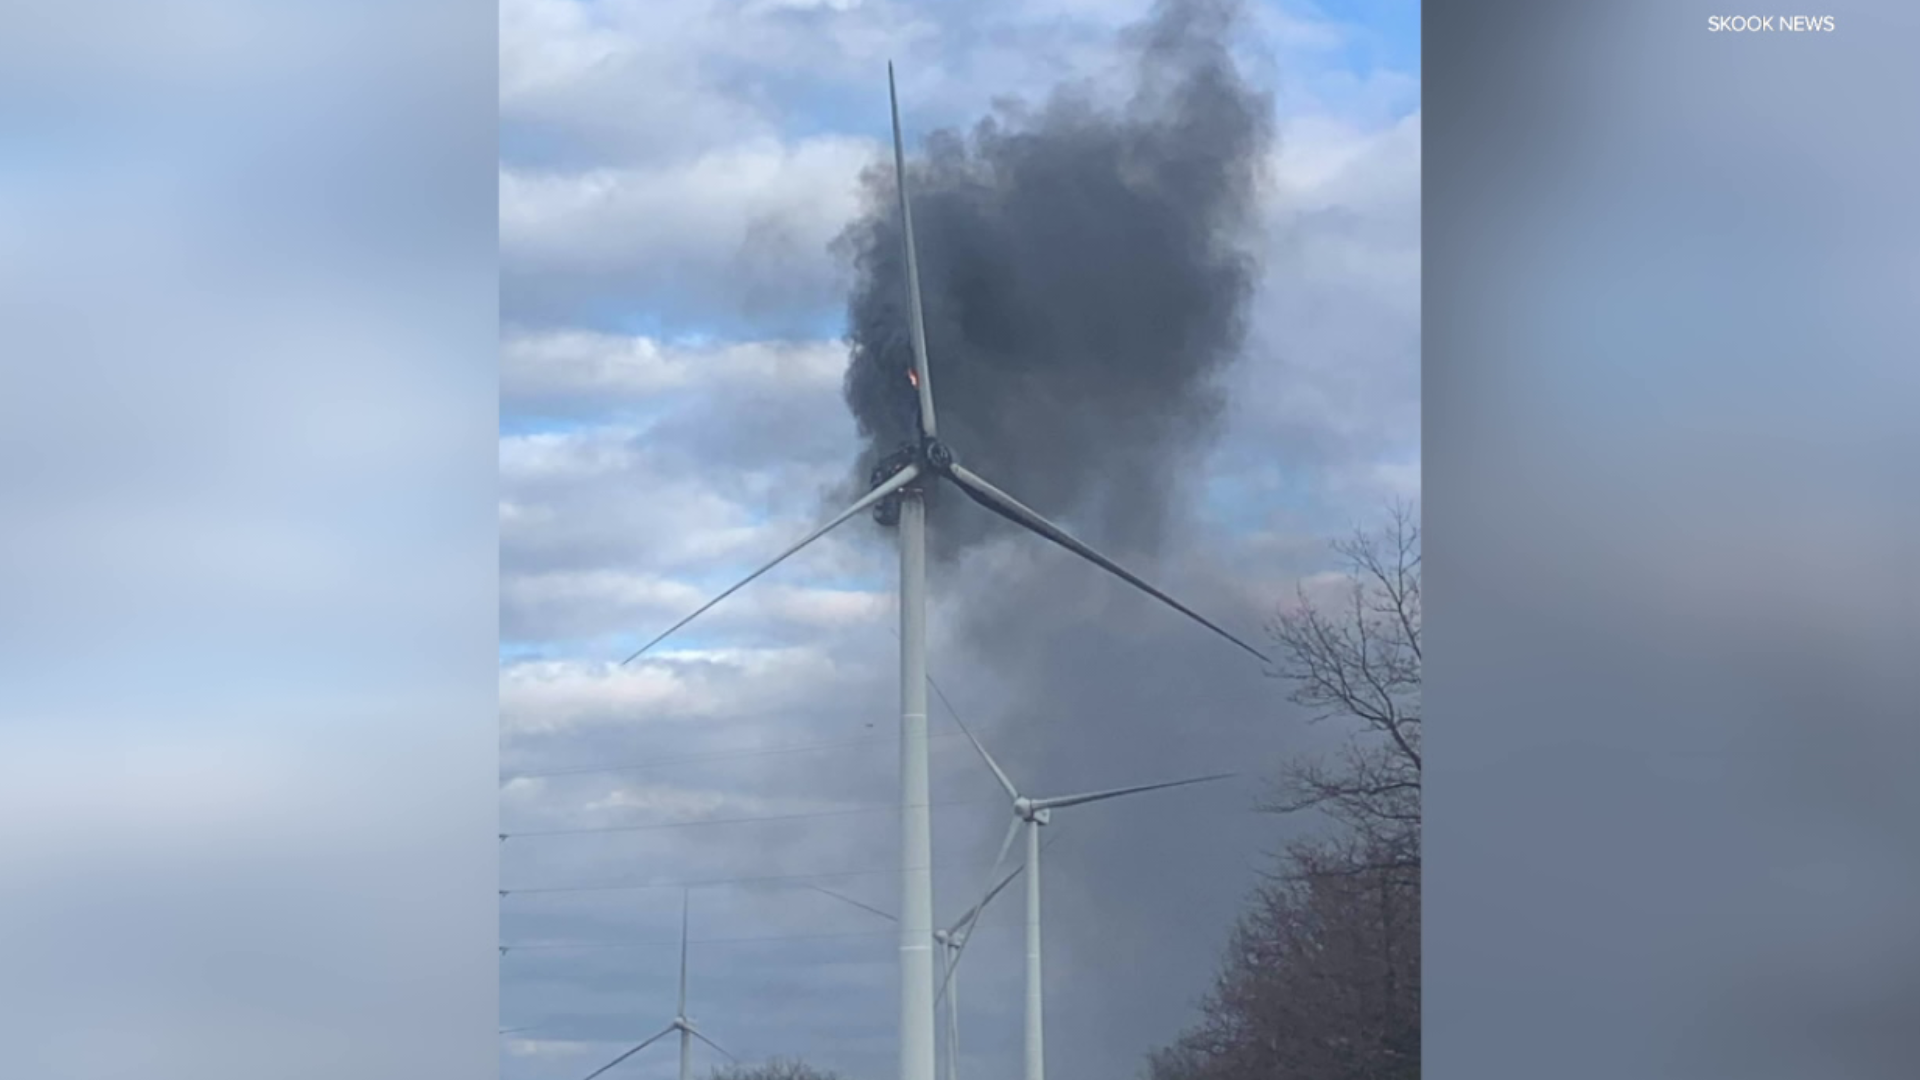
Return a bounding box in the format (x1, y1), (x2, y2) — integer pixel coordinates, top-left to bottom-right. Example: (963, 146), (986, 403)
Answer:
(580, 891), (736, 1080)
(941, 717), (1236, 1080)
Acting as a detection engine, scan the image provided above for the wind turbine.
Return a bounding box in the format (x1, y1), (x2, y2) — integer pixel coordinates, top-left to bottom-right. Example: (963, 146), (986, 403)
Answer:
(621, 64), (1270, 1080)
(805, 838), (1053, 1080)
(941, 716), (1235, 1080)
(580, 890), (736, 1080)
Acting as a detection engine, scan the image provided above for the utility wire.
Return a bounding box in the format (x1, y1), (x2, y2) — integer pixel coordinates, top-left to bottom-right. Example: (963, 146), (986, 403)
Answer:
(502, 862), (981, 897)
(502, 928), (899, 952)
(502, 730), (972, 784)
(501, 796), (997, 840)
(501, 631), (984, 788)
(501, 906), (1033, 954)
(500, 672), (1002, 839)
(501, 633), (1015, 901)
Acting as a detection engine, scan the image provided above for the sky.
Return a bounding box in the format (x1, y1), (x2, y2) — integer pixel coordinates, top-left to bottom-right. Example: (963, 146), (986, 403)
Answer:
(498, 2), (1419, 1079)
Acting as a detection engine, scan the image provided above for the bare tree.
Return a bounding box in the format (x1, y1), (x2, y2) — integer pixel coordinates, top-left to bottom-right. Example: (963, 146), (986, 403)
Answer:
(708, 1059), (842, 1080)
(1263, 502), (1421, 865)
(1143, 506), (1423, 1080)
(1145, 834), (1419, 1080)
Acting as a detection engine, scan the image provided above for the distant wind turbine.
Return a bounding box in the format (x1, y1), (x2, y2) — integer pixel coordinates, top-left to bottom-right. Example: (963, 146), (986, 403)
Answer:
(805, 844), (1045, 1080)
(941, 717), (1235, 1080)
(622, 63), (1270, 1080)
(580, 890), (736, 1080)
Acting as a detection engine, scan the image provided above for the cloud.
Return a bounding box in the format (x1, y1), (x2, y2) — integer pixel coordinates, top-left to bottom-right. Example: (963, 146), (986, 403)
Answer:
(502, 134), (877, 331)
(503, 331), (847, 416)
(503, 568), (889, 645)
(501, 0), (640, 105)
(499, 0), (939, 168)
(500, 643), (869, 735)
(496, 0), (1416, 337)
(1216, 106), (1420, 516)
(499, 421), (882, 593)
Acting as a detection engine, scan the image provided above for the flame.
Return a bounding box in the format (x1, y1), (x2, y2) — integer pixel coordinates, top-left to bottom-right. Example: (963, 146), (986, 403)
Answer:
(906, 368), (919, 388)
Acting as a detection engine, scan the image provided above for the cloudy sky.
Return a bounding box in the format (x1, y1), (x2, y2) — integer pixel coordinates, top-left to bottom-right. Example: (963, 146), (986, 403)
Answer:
(498, 2), (1419, 1078)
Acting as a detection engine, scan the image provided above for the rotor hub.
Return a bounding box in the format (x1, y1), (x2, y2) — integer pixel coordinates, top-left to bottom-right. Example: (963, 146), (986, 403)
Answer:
(920, 437), (954, 472)
(1014, 796), (1038, 821)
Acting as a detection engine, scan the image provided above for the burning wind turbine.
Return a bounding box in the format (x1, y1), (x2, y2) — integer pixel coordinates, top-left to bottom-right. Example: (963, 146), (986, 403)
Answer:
(622, 64), (1270, 1080)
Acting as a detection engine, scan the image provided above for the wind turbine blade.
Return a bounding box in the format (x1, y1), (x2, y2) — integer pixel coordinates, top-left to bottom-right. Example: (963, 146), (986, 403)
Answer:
(946, 705), (1019, 802)
(934, 945), (961, 1007)
(888, 61), (938, 439)
(945, 866), (1014, 941)
(689, 1029), (738, 1062)
(804, 881), (898, 923)
(944, 464), (1273, 665)
(970, 855), (1026, 919)
(678, 889), (689, 1015)
(924, 669), (967, 731)
(947, 830), (1062, 937)
(984, 815), (1022, 895)
(937, 815), (1021, 1004)
(622, 462), (921, 663)
(580, 1025), (675, 1080)
(1037, 772), (1237, 812)
(949, 838), (1029, 935)
(942, 947), (959, 1080)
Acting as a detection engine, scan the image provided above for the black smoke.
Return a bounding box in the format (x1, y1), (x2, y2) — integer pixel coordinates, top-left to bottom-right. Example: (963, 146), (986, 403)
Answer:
(837, 0), (1274, 564)
(830, 6), (1313, 1080)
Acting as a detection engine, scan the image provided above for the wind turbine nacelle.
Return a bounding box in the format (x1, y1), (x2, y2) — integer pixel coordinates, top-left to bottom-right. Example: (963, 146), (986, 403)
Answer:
(869, 441), (919, 527)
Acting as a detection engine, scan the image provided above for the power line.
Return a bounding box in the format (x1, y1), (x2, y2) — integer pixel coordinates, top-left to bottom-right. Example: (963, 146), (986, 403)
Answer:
(498, 648), (982, 787)
(501, 730), (972, 783)
(501, 862), (981, 897)
(500, 906), (1033, 954)
(501, 796), (997, 839)
(502, 928), (897, 952)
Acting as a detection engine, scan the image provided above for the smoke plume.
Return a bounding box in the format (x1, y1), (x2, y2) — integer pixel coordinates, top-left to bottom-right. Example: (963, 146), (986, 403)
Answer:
(837, 0), (1273, 564)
